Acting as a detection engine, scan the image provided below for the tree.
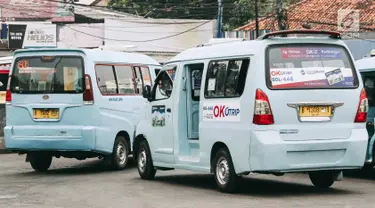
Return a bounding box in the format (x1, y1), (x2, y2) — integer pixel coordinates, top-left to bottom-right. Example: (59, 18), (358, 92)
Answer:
(108, 0), (293, 30)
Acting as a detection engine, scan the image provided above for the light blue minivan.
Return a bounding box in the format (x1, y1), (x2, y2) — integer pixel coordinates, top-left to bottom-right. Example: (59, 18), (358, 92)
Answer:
(134, 30), (369, 193)
(355, 56), (375, 171)
(5, 48), (160, 172)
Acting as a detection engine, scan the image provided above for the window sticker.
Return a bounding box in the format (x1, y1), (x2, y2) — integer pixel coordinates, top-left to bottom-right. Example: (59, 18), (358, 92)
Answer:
(152, 105), (166, 127)
(64, 67), (78, 91)
(19, 67), (55, 74)
(270, 67), (354, 89)
(325, 68), (345, 85)
(207, 78), (216, 91)
(280, 47), (342, 59)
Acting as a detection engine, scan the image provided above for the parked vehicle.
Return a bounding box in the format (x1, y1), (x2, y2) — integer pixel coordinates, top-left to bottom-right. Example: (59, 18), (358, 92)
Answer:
(355, 57), (375, 171)
(0, 56), (12, 104)
(5, 48), (160, 172)
(134, 30), (368, 193)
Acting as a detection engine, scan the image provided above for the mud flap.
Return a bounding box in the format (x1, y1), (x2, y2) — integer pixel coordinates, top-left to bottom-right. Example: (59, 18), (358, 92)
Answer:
(334, 171), (343, 181)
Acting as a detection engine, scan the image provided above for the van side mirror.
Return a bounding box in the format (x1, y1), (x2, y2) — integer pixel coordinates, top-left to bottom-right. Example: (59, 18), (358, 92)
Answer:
(142, 85), (152, 101)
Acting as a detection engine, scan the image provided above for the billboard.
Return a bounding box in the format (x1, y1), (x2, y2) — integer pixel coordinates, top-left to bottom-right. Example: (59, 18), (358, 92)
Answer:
(8, 24), (57, 49)
(0, 0), (74, 22)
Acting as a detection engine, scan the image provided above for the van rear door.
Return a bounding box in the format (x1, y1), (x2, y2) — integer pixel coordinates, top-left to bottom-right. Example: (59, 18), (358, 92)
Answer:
(265, 44), (362, 141)
(9, 55), (86, 126)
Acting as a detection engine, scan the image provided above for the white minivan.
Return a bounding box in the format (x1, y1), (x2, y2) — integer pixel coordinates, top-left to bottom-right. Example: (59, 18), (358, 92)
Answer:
(133, 30), (368, 193)
(5, 48), (160, 172)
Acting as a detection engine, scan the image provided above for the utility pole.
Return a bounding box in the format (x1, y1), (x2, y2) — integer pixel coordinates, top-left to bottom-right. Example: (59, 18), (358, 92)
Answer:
(255, 0), (259, 38)
(276, 0), (287, 30)
(217, 0), (223, 38)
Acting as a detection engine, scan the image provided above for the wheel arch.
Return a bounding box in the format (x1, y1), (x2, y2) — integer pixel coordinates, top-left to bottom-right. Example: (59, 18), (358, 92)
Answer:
(210, 141), (230, 173)
(115, 130), (131, 152)
(133, 134), (148, 160)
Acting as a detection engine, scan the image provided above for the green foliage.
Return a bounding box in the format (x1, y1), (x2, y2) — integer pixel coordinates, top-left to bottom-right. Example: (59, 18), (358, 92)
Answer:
(108, 0), (294, 30)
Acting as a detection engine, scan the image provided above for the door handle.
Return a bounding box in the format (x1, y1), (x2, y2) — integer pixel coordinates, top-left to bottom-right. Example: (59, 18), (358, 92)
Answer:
(166, 108), (171, 113)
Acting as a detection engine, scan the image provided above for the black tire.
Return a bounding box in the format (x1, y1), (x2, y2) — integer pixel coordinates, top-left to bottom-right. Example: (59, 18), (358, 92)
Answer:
(213, 148), (238, 193)
(28, 152), (52, 172)
(309, 171), (336, 188)
(110, 136), (129, 170)
(137, 140), (156, 180)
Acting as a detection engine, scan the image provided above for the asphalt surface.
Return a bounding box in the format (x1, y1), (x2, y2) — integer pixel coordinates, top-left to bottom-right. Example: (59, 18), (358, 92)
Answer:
(0, 154), (375, 208)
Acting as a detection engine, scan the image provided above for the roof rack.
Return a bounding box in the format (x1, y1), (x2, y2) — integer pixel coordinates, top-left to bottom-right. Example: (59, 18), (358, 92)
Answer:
(257, 30), (341, 40)
(197, 38), (245, 47)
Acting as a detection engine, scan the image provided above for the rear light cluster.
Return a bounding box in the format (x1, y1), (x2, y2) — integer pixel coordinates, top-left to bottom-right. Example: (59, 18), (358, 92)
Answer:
(253, 89), (274, 125)
(354, 88), (368, 123)
(83, 74), (94, 105)
(5, 75), (12, 104)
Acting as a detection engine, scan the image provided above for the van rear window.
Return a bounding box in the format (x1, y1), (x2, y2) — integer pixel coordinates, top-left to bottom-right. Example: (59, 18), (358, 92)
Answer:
(267, 45), (358, 89)
(10, 56), (84, 94)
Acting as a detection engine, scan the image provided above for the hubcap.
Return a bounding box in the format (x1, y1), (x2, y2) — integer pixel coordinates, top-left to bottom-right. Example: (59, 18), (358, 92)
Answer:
(216, 157), (230, 185)
(116, 143), (127, 165)
(138, 149), (147, 173)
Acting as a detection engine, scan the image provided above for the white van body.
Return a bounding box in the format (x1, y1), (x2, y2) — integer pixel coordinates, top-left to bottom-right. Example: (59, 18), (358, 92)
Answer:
(133, 31), (369, 193)
(355, 57), (375, 170)
(5, 48), (160, 171)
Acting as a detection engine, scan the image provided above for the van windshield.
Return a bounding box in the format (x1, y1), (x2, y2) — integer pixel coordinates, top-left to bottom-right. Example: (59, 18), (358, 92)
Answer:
(10, 56), (84, 94)
(267, 45), (358, 89)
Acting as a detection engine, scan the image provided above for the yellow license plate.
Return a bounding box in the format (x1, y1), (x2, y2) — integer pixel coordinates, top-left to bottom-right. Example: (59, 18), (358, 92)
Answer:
(33, 109), (59, 119)
(299, 106), (332, 117)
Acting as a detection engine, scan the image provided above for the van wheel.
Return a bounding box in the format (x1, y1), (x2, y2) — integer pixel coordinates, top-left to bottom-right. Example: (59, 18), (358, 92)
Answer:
(309, 171), (335, 188)
(28, 152), (52, 172)
(110, 136), (129, 170)
(213, 148), (238, 193)
(137, 140), (156, 180)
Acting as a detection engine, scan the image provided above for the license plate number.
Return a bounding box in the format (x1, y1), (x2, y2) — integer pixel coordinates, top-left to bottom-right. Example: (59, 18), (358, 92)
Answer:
(33, 109), (59, 119)
(299, 106), (331, 117)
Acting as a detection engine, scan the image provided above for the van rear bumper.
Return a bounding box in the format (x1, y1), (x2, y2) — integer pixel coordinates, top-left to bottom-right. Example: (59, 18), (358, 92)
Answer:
(4, 126), (96, 152)
(249, 129), (368, 172)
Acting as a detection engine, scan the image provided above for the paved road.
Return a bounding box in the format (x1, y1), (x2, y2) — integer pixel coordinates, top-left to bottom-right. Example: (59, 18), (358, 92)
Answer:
(0, 154), (375, 208)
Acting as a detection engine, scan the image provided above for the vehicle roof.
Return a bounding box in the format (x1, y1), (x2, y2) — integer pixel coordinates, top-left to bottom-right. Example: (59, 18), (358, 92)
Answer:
(355, 57), (375, 72)
(13, 48), (161, 66)
(166, 37), (346, 63)
(0, 56), (13, 63)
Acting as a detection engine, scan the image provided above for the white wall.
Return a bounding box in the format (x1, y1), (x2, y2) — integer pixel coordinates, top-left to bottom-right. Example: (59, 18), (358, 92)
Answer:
(104, 18), (216, 53)
(57, 23), (104, 48)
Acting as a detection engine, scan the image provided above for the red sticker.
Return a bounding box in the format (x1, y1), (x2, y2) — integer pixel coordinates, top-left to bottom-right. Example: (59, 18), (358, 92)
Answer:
(18, 60), (29, 69)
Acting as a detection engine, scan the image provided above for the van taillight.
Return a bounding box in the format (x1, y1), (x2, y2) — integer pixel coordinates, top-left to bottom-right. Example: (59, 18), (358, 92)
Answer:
(354, 88), (368, 123)
(5, 75), (12, 105)
(253, 89), (274, 125)
(83, 74), (94, 105)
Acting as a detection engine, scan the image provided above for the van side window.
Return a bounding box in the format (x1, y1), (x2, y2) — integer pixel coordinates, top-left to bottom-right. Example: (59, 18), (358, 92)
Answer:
(114, 65), (136, 95)
(133, 66), (143, 94)
(153, 71), (173, 100)
(204, 58), (250, 98)
(141, 67), (152, 86)
(96, 65), (118, 95)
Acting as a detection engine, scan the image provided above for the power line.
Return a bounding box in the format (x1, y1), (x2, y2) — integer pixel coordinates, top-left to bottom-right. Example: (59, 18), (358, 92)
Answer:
(65, 20), (212, 43)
